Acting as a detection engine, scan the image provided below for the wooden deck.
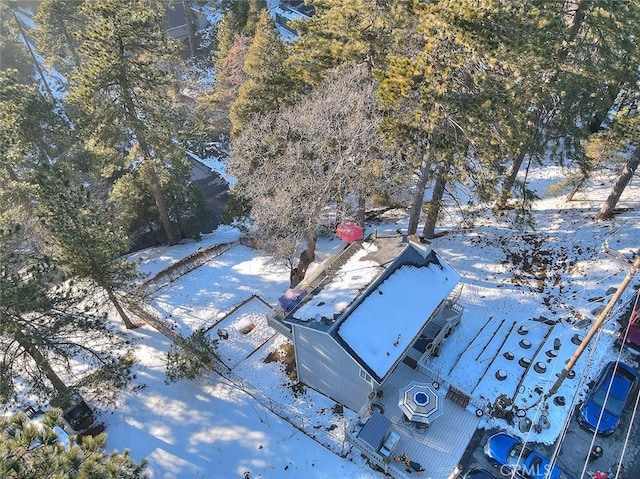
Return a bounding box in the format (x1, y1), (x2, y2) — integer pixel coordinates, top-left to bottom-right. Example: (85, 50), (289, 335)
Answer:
(353, 362), (481, 479)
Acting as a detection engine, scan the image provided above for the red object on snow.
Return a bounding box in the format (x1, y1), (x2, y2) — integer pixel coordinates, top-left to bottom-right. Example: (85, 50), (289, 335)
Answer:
(336, 222), (364, 242)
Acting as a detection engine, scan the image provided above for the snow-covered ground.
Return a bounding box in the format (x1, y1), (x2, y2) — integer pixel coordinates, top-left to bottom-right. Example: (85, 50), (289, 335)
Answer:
(106, 227), (377, 479)
(9, 3), (639, 477)
(100, 163), (639, 479)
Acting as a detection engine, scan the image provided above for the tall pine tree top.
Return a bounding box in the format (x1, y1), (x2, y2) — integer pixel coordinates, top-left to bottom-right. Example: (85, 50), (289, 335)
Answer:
(69, 0), (175, 138)
(0, 409), (148, 479)
(229, 9), (294, 136)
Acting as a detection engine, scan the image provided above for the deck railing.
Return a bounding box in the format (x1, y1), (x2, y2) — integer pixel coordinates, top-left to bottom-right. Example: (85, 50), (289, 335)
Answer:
(416, 364), (488, 413)
(347, 427), (420, 479)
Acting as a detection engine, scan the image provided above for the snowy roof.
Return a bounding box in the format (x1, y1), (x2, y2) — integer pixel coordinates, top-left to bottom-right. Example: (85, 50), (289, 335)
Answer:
(272, 4), (310, 41)
(338, 259), (460, 379)
(292, 243), (383, 322)
(276, 235), (407, 330)
(164, 2), (187, 29)
(276, 233), (461, 378)
(272, 4), (310, 22)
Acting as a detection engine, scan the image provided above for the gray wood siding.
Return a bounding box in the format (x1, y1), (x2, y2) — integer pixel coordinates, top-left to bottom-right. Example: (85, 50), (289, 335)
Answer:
(293, 325), (373, 411)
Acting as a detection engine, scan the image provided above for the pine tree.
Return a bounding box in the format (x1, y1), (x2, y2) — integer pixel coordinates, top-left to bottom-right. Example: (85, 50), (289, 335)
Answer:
(203, 8), (251, 137)
(35, 166), (141, 329)
(6, 3), (57, 103)
(33, 0), (85, 79)
(105, 146), (207, 246)
(0, 223), (133, 407)
(0, 409), (148, 479)
(213, 10), (238, 70)
(289, 0), (411, 86)
(229, 9), (294, 136)
(1, 69), (69, 158)
(585, 87), (640, 219)
(243, 0), (266, 36)
(68, 0), (185, 245)
(378, 0), (521, 236)
(559, 1), (640, 205)
(0, 68), (70, 228)
(232, 0), (250, 31)
(0, 70), (52, 182)
(495, 0), (640, 209)
(0, 1), (33, 82)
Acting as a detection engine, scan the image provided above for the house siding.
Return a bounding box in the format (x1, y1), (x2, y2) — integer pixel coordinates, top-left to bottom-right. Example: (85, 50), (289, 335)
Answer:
(163, 2), (207, 41)
(293, 325), (374, 411)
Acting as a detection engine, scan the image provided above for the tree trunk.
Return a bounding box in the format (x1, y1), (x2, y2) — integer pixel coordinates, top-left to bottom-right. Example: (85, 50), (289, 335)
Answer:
(496, 149), (526, 210)
(145, 163), (178, 246)
(13, 328), (69, 397)
(120, 82), (178, 245)
(407, 153), (432, 235)
(5, 164), (19, 182)
(587, 82), (620, 134)
(290, 232), (317, 288)
(182, 0), (198, 57)
(12, 11), (55, 102)
(598, 149), (640, 219)
(422, 159), (449, 239)
(356, 196), (366, 228)
(498, 2), (589, 209)
(105, 287), (137, 329)
(566, 175), (586, 202)
(564, 1), (585, 40)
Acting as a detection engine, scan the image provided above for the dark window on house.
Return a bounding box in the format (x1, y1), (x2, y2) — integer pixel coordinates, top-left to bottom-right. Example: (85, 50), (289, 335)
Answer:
(360, 369), (372, 383)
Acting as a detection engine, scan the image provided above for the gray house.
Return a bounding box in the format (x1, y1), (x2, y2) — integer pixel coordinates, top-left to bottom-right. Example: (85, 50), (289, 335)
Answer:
(163, 2), (208, 43)
(273, 2), (312, 40)
(268, 233), (464, 413)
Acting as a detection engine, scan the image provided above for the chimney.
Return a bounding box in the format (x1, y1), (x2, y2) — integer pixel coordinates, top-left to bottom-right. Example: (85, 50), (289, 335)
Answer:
(408, 235), (432, 258)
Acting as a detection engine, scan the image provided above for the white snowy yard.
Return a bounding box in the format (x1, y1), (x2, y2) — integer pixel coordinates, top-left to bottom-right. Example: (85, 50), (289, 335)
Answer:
(102, 164), (640, 479)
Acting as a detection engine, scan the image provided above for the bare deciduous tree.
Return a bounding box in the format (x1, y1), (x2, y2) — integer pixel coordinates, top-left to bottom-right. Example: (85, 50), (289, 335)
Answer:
(230, 64), (390, 286)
